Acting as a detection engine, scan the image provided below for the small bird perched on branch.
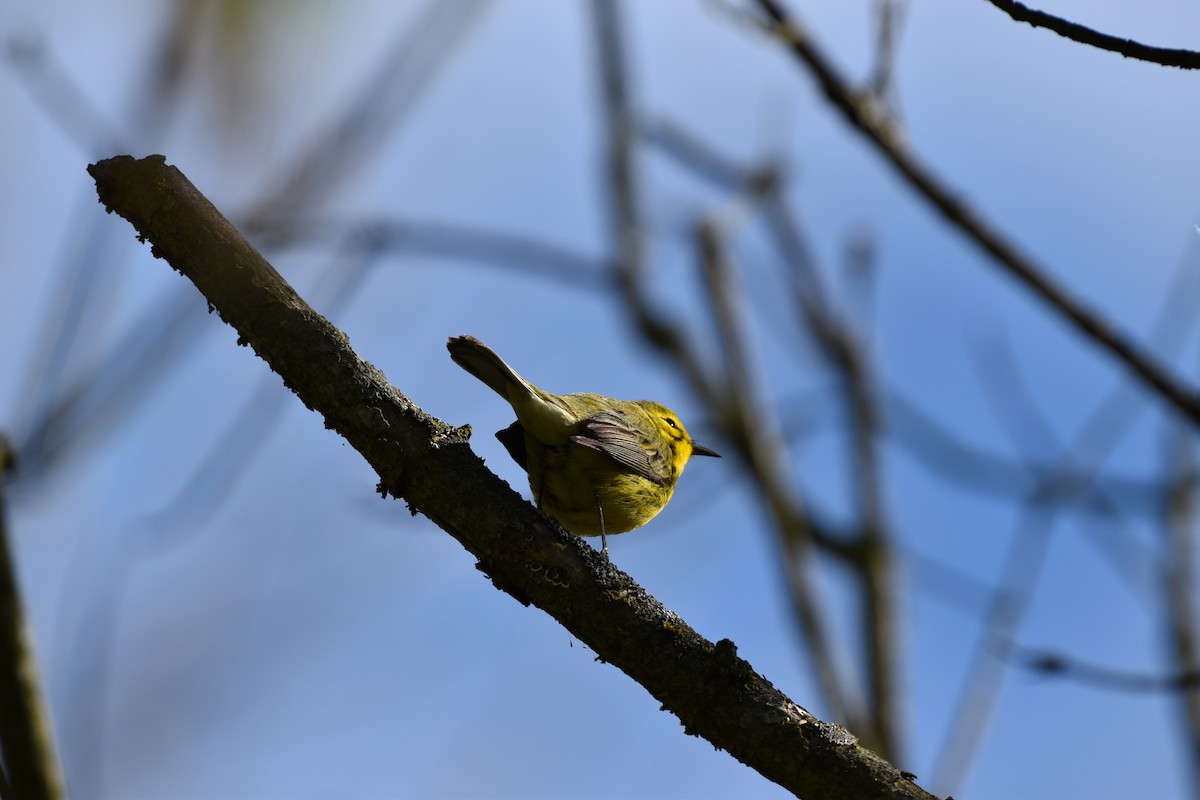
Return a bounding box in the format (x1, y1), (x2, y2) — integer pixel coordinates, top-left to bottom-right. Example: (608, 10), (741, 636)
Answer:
(447, 335), (720, 555)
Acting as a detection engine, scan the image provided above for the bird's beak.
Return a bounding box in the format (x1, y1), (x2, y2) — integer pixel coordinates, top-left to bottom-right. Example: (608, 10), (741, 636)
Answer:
(691, 441), (721, 458)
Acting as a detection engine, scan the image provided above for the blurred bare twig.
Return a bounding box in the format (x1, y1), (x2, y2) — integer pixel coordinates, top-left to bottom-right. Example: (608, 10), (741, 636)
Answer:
(759, 180), (903, 759)
(641, 83), (907, 760)
(696, 218), (870, 737)
(1164, 415), (1200, 796)
(0, 437), (64, 800)
(868, 0), (907, 112)
(931, 286), (1200, 790)
(642, 35), (1200, 779)
(245, 0), (491, 236)
(928, 351), (1063, 792)
(1009, 644), (1200, 691)
(883, 387), (1176, 517)
(5, 35), (124, 154)
(12, 1), (492, 495)
(259, 216), (608, 288)
(591, 0), (871, 739)
(11, 6), (498, 791)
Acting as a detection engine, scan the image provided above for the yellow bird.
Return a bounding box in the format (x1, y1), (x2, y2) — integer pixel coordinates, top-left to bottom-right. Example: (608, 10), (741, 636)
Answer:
(447, 335), (719, 554)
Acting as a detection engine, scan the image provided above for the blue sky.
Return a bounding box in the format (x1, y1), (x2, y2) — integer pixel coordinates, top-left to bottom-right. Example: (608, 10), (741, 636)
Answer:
(4, 1), (1200, 798)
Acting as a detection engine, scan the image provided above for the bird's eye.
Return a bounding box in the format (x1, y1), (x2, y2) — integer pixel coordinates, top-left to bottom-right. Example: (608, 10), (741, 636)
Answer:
(663, 417), (678, 429)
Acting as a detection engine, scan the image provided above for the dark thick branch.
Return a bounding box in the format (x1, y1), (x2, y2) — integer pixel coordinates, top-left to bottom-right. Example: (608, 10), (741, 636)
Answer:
(88, 155), (936, 800)
(752, 0), (1200, 430)
(982, 0), (1200, 69)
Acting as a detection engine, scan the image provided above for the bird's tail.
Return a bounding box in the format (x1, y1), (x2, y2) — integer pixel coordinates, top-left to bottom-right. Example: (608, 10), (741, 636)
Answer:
(448, 335), (577, 439)
(447, 335), (537, 403)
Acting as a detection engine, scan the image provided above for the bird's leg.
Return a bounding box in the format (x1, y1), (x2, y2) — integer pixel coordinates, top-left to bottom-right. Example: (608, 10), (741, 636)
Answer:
(594, 491), (608, 559)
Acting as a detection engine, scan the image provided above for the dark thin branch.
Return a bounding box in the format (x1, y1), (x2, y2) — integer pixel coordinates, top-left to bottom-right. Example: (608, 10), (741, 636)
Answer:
(89, 153), (938, 800)
(751, 0), (1200, 430)
(982, 0), (1200, 70)
(643, 116), (1174, 512)
(0, 437), (64, 800)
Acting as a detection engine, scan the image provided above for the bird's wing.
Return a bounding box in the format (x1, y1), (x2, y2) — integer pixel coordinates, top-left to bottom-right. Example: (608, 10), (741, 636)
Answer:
(569, 410), (672, 487)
